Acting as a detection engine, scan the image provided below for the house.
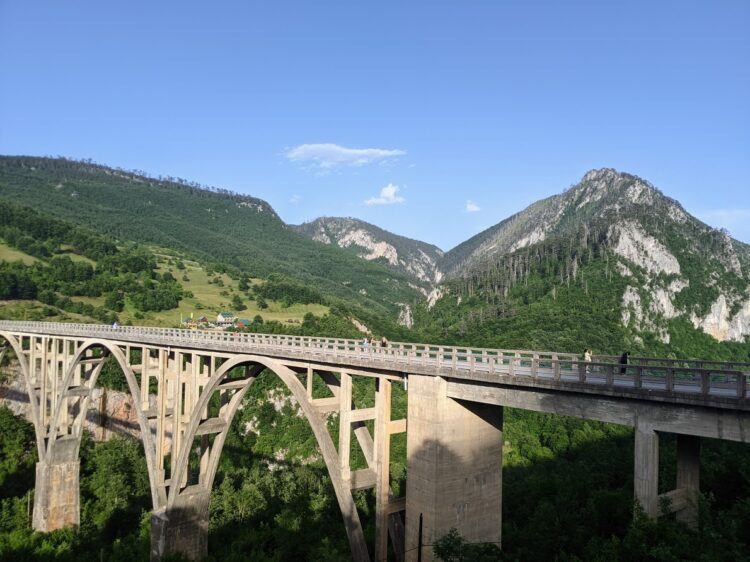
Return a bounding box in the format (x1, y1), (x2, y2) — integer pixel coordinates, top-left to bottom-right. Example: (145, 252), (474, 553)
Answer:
(182, 314), (211, 329)
(216, 311), (236, 327)
(236, 318), (251, 329)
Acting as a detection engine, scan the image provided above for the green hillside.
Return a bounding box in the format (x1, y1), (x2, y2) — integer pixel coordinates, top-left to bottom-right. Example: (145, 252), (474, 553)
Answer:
(0, 199), (353, 332)
(0, 156), (422, 318)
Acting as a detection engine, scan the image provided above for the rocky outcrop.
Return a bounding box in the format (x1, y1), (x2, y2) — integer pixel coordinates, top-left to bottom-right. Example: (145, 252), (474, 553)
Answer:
(294, 217), (444, 285)
(691, 295), (750, 342)
(398, 303), (414, 329)
(611, 221), (681, 276)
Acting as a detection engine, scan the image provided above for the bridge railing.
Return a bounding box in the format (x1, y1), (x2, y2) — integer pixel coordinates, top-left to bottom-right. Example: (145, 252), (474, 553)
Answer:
(0, 320), (746, 403)
(593, 354), (750, 373)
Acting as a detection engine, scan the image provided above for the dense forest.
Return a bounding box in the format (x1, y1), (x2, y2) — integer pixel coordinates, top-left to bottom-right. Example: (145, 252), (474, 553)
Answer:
(0, 200), (187, 323)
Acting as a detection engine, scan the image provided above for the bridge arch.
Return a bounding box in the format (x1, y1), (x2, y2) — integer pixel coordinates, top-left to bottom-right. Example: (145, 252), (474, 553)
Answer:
(167, 354), (370, 562)
(0, 330), (47, 458)
(44, 338), (163, 509)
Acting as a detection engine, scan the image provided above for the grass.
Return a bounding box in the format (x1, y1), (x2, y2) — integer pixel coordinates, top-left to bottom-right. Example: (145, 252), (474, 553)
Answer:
(1, 247), (329, 328)
(0, 300), (92, 323)
(59, 245), (96, 265)
(0, 241), (38, 265)
(113, 259), (329, 327)
(143, 262), (328, 326)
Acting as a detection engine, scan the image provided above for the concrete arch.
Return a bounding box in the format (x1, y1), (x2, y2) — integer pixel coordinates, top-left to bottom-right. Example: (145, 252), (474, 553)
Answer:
(45, 338), (163, 509)
(169, 354), (370, 562)
(0, 331), (46, 458)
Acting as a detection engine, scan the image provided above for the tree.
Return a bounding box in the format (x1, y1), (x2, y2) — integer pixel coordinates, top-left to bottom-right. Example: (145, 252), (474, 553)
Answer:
(104, 291), (125, 312)
(231, 294), (247, 311)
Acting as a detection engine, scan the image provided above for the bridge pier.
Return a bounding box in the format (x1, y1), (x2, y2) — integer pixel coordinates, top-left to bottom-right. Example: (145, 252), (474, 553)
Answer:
(634, 427), (660, 517)
(405, 375), (503, 562)
(32, 460), (80, 532)
(634, 427), (700, 526)
(675, 434), (700, 526)
(150, 489), (210, 561)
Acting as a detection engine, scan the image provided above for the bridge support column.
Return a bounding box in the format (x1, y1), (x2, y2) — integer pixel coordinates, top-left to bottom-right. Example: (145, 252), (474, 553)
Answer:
(674, 434), (700, 527)
(150, 490), (210, 561)
(634, 426), (659, 517)
(634, 427), (700, 527)
(32, 460), (80, 532)
(405, 375), (503, 562)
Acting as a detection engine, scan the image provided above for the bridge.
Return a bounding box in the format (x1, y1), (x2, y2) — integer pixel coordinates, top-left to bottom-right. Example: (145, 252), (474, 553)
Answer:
(0, 320), (748, 561)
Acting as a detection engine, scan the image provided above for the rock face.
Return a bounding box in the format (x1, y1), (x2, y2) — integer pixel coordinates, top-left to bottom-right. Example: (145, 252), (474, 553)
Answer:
(293, 217), (444, 286)
(691, 295), (750, 342)
(611, 221), (681, 277)
(398, 303), (414, 328)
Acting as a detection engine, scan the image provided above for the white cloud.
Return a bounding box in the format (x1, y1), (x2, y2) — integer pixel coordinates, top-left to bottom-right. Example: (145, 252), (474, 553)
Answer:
(365, 183), (405, 206)
(465, 200), (481, 212)
(289, 194), (302, 204)
(285, 143), (406, 170)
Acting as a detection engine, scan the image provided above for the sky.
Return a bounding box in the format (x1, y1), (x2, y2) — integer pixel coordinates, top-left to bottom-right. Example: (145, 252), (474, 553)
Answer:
(1, 1), (749, 250)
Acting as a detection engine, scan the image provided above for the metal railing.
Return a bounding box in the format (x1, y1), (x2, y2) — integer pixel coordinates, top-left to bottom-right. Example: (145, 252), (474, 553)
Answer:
(1, 320), (747, 404)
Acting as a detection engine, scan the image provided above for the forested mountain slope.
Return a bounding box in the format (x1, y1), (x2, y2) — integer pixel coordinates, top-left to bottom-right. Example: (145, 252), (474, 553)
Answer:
(442, 168), (750, 278)
(418, 168), (750, 356)
(0, 156), (422, 317)
(294, 216), (444, 285)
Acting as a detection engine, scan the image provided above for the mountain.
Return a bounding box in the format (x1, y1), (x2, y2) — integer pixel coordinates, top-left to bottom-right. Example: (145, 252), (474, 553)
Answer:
(418, 168), (750, 353)
(2, 156), (748, 351)
(442, 168), (750, 279)
(293, 216), (444, 285)
(0, 156), (423, 319)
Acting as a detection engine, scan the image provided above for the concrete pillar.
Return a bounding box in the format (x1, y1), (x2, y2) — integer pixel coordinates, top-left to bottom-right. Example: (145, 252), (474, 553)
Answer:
(675, 434), (700, 527)
(32, 460), (80, 531)
(634, 427), (659, 517)
(405, 375), (503, 562)
(150, 490), (209, 561)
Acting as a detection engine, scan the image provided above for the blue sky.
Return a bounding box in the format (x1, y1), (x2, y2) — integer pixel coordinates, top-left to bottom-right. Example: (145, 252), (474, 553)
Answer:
(1, 1), (748, 250)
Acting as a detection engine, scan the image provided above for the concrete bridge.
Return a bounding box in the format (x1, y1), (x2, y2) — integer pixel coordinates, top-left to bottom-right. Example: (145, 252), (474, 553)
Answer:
(0, 320), (748, 561)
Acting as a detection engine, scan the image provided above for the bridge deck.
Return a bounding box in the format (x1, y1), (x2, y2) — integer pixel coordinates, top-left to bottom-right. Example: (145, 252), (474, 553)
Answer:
(1, 320), (748, 411)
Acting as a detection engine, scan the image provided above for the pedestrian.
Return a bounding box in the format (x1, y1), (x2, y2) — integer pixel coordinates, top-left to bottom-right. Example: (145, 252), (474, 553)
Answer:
(619, 351), (630, 375)
(583, 348), (592, 373)
(380, 336), (388, 349)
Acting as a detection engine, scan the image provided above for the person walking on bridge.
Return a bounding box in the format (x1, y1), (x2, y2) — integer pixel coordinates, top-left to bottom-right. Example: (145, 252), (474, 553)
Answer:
(583, 348), (592, 373)
(380, 336), (388, 354)
(619, 351), (630, 375)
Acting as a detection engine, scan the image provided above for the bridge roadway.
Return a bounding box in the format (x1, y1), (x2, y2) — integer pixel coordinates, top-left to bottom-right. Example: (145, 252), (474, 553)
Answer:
(3, 320), (748, 408)
(1, 320), (749, 562)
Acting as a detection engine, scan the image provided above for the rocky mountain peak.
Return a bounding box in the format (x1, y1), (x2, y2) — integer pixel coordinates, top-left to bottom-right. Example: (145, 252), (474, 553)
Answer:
(581, 167), (622, 183)
(293, 216), (444, 286)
